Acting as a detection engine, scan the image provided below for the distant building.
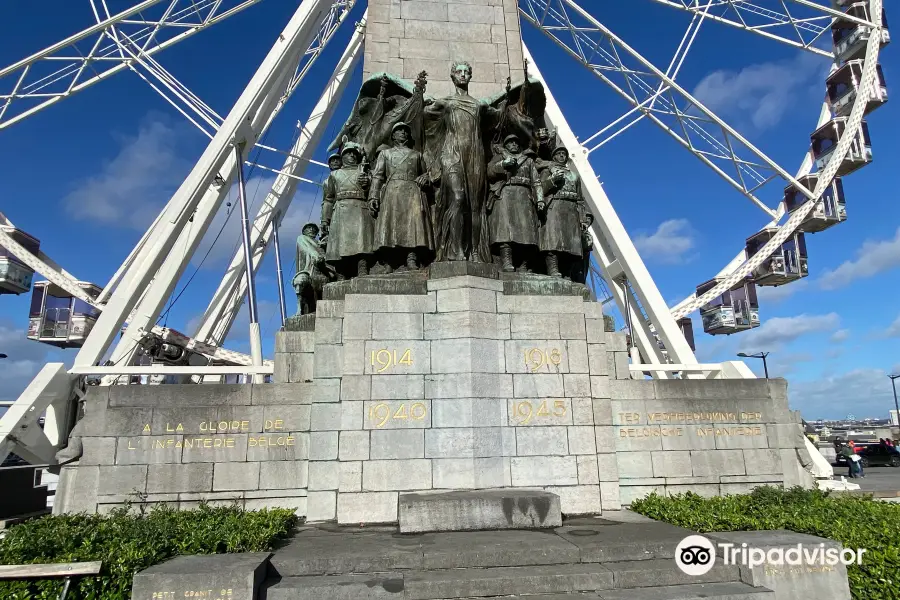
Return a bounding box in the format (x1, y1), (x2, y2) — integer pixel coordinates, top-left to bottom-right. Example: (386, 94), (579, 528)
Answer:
(891, 410), (899, 427)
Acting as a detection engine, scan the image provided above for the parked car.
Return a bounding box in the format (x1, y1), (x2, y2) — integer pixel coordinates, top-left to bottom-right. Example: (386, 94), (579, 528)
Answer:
(835, 444), (900, 468)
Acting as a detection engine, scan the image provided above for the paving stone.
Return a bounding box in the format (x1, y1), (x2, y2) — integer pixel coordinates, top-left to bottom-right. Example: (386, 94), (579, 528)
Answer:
(363, 459), (432, 490)
(371, 429), (425, 459)
(400, 489), (561, 534)
(309, 431), (338, 460)
(260, 461), (308, 489)
(546, 484), (601, 515)
(214, 462), (261, 491)
(98, 465), (147, 496)
(403, 562), (612, 599)
(131, 552), (270, 600)
(510, 456), (577, 486)
(417, 528), (577, 570)
(339, 430), (371, 461)
(516, 426), (568, 456)
(371, 312), (424, 340)
(147, 463), (213, 494)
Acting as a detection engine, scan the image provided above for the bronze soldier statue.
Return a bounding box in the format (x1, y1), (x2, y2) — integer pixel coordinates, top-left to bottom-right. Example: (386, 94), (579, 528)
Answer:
(321, 141), (374, 279)
(369, 122), (433, 271)
(487, 134), (542, 272)
(539, 140), (593, 278)
(292, 223), (335, 315)
(326, 152), (342, 172)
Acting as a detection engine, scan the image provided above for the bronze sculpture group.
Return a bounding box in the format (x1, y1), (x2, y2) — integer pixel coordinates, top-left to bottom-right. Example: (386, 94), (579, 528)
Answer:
(293, 62), (593, 315)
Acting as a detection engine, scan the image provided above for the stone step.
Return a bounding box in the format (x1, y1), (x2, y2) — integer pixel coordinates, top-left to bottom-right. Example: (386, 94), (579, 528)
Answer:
(453, 583), (774, 599)
(263, 559), (741, 600)
(268, 521), (698, 577)
(399, 489), (562, 533)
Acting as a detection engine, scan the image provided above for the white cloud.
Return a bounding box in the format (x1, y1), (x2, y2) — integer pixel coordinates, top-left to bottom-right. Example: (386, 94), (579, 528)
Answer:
(740, 312), (840, 349)
(830, 328), (851, 343)
(882, 314), (900, 339)
(791, 368), (898, 420)
(756, 279), (808, 304)
(818, 227), (900, 290)
(691, 52), (826, 131)
(62, 114), (194, 230)
(633, 219), (696, 264)
(0, 320), (73, 401)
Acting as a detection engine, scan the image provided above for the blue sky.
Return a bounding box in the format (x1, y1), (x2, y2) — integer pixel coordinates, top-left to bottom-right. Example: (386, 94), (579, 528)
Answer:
(0, 1), (897, 420)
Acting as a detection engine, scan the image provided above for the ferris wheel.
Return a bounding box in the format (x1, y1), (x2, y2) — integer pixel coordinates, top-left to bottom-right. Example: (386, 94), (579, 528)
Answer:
(0, 0), (891, 464)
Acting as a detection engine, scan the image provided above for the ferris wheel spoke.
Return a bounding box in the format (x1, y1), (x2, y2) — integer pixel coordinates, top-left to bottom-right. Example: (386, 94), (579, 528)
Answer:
(0, 0), (264, 130)
(646, 0), (876, 56)
(521, 0), (814, 218)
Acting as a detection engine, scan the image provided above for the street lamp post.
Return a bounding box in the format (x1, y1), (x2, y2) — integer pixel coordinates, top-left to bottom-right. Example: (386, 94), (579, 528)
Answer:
(737, 352), (770, 378)
(890, 374), (900, 432)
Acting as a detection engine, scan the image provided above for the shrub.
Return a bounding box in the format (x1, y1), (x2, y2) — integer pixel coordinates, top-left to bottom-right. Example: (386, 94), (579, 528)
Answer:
(0, 503), (299, 600)
(631, 487), (900, 600)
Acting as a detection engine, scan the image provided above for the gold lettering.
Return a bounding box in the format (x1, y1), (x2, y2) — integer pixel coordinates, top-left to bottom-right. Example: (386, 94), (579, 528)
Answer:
(142, 424), (151, 434)
(226, 438), (235, 448)
(128, 439), (137, 450)
(203, 439), (212, 448)
(241, 420), (250, 431)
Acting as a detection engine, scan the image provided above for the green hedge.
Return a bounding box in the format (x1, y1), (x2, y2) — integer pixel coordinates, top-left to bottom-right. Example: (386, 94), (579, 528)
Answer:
(0, 503), (299, 600)
(631, 487), (900, 600)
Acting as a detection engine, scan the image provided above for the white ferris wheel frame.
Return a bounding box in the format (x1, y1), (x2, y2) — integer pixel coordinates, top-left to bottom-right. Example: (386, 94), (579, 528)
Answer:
(0, 0), (885, 464)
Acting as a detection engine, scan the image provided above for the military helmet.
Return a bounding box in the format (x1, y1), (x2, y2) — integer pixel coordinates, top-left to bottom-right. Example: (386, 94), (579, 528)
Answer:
(503, 134), (521, 146)
(327, 152), (342, 162)
(340, 140), (364, 158)
(302, 222), (320, 236)
(392, 121), (411, 135)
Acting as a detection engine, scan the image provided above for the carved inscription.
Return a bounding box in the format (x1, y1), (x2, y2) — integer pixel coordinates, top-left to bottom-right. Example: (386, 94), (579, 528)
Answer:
(616, 410), (764, 438)
(128, 415), (295, 452)
(523, 347), (562, 372)
(370, 348), (413, 373)
(368, 402), (427, 428)
(150, 588), (234, 599)
(512, 399), (567, 425)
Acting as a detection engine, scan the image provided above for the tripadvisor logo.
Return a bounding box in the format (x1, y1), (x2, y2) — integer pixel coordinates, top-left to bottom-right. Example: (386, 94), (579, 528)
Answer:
(674, 535), (867, 575)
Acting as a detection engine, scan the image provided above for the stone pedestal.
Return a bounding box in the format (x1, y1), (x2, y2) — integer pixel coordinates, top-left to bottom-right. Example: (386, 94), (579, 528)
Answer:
(55, 267), (811, 521)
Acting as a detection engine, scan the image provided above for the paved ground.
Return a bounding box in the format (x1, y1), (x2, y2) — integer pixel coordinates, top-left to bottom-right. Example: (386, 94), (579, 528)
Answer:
(830, 462), (900, 495)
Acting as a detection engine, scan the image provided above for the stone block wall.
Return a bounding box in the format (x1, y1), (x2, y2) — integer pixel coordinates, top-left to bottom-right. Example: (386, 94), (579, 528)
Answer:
(364, 0), (525, 97)
(292, 275), (625, 523)
(53, 384), (312, 515)
(610, 378), (812, 505)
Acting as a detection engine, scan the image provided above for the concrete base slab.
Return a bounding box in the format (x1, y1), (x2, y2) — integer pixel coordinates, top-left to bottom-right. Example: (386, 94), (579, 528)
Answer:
(399, 489), (562, 533)
(132, 552), (270, 600)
